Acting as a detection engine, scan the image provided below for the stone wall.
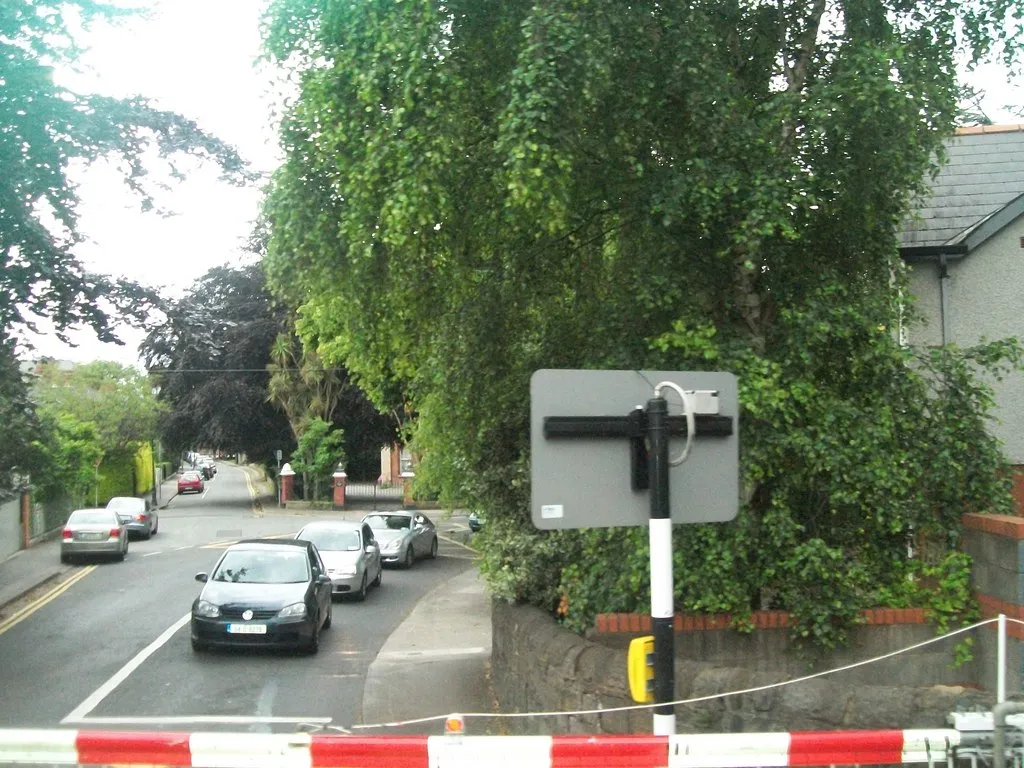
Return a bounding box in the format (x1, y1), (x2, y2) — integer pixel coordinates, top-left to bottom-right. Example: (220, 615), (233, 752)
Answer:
(491, 601), (990, 735)
(591, 609), (983, 687)
(961, 513), (1024, 693)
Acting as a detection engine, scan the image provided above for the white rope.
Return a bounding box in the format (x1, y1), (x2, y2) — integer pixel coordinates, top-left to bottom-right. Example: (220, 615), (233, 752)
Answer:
(653, 381), (695, 465)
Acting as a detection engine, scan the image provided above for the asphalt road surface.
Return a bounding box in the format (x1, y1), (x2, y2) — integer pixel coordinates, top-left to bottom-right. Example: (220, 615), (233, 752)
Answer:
(0, 463), (478, 734)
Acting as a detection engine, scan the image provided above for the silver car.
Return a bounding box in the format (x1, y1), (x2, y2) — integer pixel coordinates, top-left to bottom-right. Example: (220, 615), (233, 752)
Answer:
(61, 509), (129, 563)
(362, 511), (438, 568)
(295, 521), (383, 601)
(106, 496), (158, 539)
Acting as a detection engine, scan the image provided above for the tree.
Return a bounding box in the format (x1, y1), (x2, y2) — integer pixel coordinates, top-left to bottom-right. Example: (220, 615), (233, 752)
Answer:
(140, 264), (291, 463)
(1, 0), (252, 345)
(267, 332), (396, 480)
(289, 417), (345, 501)
(32, 412), (103, 507)
(261, 0), (1024, 650)
(29, 360), (161, 506)
(0, 339), (45, 490)
(31, 360), (162, 462)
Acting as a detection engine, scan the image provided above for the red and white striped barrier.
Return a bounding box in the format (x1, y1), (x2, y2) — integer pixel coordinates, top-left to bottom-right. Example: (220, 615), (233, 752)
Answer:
(0, 727), (962, 767)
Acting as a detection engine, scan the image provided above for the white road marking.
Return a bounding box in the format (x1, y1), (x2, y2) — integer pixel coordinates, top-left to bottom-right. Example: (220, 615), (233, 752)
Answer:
(175, 546), (192, 551)
(251, 679), (279, 733)
(62, 613), (190, 724)
(375, 647), (487, 660)
(143, 551), (163, 557)
(66, 715), (332, 725)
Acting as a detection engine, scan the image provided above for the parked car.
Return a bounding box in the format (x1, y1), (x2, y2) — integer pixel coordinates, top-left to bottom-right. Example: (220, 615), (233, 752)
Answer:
(61, 509), (128, 563)
(468, 512), (485, 532)
(295, 520), (383, 601)
(197, 457), (216, 479)
(190, 539), (333, 654)
(362, 511), (438, 568)
(178, 471), (205, 495)
(106, 496), (158, 539)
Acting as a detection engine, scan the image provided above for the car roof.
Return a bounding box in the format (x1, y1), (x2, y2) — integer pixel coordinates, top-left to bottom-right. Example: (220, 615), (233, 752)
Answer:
(233, 538), (313, 550)
(364, 510), (414, 517)
(299, 520), (362, 530)
(106, 496), (143, 505)
(68, 508), (116, 518)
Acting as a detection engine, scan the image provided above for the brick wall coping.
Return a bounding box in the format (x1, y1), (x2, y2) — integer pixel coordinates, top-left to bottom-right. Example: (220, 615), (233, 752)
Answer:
(962, 512), (1024, 539)
(596, 607), (927, 634)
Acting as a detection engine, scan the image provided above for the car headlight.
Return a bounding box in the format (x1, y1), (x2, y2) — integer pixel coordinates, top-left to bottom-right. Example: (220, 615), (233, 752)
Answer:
(330, 566), (358, 577)
(277, 602), (307, 618)
(194, 600), (221, 618)
(383, 540), (402, 552)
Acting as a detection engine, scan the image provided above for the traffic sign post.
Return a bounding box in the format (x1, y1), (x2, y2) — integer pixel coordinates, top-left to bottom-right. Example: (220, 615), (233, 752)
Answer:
(530, 370), (739, 735)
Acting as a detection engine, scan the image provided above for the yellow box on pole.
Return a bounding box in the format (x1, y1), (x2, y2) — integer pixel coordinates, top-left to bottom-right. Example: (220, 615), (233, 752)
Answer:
(627, 635), (655, 703)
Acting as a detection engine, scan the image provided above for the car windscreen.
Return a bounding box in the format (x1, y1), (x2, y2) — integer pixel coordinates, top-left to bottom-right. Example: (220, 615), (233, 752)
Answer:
(69, 511), (116, 525)
(212, 549), (310, 584)
(300, 529), (361, 551)
(365, 515), (411, 531)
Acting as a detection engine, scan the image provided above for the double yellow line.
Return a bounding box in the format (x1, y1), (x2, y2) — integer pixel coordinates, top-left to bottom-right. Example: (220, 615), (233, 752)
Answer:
(0, 565), (96, 637)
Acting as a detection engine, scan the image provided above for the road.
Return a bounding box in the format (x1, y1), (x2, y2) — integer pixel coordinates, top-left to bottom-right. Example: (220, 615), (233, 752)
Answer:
(0, 463), (480, 734)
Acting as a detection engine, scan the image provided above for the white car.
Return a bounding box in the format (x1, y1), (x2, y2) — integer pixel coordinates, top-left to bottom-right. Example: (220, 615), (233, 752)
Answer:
(295, 520), (383, 601)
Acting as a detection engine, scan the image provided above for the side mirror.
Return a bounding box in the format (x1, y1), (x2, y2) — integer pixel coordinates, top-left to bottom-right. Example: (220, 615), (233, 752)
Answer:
(195, 573), (209, 583)
(316, 574), (331, 586)
(365, 545), (375, 554)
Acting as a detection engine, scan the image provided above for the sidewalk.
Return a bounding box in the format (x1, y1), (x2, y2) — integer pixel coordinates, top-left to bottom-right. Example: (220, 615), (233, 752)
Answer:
(361, 563), (496, 734)
(0, 471), (180, 611)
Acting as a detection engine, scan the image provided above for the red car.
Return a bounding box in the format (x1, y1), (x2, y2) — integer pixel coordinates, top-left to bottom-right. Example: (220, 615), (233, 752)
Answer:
(177, 471), (205, 495)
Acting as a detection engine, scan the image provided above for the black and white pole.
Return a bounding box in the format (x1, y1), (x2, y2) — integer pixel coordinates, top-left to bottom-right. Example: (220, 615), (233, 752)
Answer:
(646, 394), (676, 735)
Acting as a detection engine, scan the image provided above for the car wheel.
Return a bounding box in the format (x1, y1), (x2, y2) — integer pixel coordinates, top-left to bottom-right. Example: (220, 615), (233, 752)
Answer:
(60, 553), (70, 565)
(151, 519), (158, 536)
(403, 545), (415, 569)
(118, 542), (127, 562)
(355, 573), (368, 602)
(191, 638), (207, 652)
(323, 601), (333, 629)
(430, 536), (438, 559)
(372, 563), (382, 587)
(304, 622), (320, 655)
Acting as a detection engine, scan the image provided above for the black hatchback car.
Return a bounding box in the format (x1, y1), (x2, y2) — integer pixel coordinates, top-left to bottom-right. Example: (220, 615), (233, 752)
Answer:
(190, 539), (333, 654)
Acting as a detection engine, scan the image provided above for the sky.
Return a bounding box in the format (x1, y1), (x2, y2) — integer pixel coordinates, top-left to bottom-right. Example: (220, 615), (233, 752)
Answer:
(27, 0), (278, 368)
(24, 1), (1024, 369)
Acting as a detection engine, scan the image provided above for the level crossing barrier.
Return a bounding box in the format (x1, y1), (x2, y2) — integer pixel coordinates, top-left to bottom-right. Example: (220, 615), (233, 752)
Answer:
(0, 726), (983, 767)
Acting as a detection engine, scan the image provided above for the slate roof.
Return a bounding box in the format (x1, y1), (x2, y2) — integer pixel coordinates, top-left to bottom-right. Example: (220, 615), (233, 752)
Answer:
(898, 123), (1024, 252)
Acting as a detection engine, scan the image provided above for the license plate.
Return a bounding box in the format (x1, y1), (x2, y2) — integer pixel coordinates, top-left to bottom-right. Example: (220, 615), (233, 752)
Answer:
(227, 623), (267, 635)
(82, 532), (106, 541)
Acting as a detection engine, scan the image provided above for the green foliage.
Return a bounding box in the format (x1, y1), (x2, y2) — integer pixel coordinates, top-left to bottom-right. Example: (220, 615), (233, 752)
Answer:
(32, 412), (102, 506)
(261, 0), (1023, 654)
(289, 417), (345, 501)
(29, 361), (162, 505)
(31, 361), (162, 462)
(0, 339), (44, 489)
